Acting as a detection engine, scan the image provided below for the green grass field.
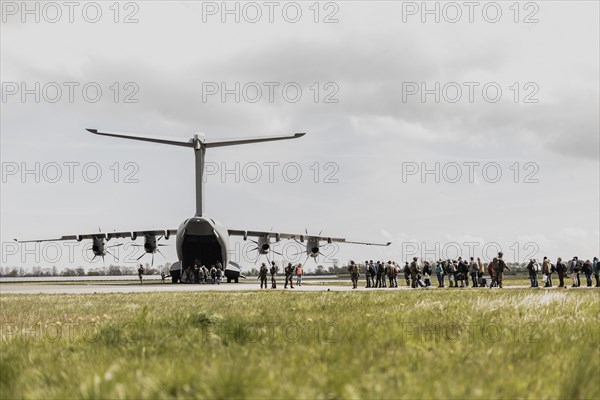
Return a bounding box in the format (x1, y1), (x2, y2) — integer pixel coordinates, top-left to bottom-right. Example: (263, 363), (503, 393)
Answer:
(1, 290), (599, 399)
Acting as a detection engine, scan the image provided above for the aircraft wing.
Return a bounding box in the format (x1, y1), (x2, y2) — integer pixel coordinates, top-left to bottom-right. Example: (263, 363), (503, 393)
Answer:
(14, 229), (178, 243)
(228, 229), (391, 246)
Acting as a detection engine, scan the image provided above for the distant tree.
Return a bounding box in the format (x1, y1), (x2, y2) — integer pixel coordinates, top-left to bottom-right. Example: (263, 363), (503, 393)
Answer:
(62, 268), (77, 276)
(87, 268), (104, 276)
(108, 265), (122, 275)
(75, 267), (85, 276)
(52, 266), (58, 276)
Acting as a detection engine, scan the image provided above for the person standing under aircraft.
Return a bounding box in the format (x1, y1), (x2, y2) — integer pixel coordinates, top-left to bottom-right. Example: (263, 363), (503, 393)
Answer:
(349, 260), (360, 289)
(284, 262), (294, 289)
(365, 260), (373, 288)
(210, 265), (217, 284)
(593, 257), (600, 287)
(259, 263), (268, 289)
(270, 261), (278, 289)
(138, 264), (144, 285)
(488, 259), (497, 288)
(295, 263), (303, 286)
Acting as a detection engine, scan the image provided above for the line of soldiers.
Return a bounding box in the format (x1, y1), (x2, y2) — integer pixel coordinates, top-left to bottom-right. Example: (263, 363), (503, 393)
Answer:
(357, 252), (600, 289)
(258, 261), (300, 289)
(183, 260), (224, 284)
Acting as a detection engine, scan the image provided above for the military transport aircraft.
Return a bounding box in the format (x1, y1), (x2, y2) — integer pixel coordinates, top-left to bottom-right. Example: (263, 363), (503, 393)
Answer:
(16, 129), (391, 283)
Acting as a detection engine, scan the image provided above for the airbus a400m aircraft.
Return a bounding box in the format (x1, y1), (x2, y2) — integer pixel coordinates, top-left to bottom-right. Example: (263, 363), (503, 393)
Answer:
(17, 129), (390, 283)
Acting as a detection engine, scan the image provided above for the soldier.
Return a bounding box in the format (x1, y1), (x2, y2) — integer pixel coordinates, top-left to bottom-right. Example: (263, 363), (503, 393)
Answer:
(138, 264), (145, 285)
(376, 261), (384, 288)
(495, 252), (510, 288)
(593, 257), (600, 287)
(403, 262), (411, 286)
(365, 260), (372, 288)
(160, 271), (166, 283)
(409, 257), (420, 288)
(555, 257), (566, 288)
(284, 262), (294, 289)
(270, 261), (278, 289)
(349, 260), (360, 289)
(259, 262), (268, 289)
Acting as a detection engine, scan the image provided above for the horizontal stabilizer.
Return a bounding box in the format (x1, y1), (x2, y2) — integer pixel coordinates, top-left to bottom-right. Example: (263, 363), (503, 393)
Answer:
(86, 129), (194, 148)
(205, 133), (305, 148)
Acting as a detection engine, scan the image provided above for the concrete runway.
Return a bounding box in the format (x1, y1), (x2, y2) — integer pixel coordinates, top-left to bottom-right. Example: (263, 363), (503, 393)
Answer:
(0, 281), (357, 294)
(0, 281), (561, 295)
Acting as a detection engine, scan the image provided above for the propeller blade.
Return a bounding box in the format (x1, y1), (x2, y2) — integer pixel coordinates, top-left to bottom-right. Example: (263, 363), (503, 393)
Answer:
(151, 253), (155, 267)
(157, 244), (170, 247)
(157, 248), (167, 260)
(137, 253), (145, 261)
(106, 249), (119, 262)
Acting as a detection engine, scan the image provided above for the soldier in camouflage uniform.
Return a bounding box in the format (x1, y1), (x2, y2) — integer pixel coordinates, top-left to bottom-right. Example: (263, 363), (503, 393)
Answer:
(409, 257), (420, 288)
(494, 252), (510, 288)
(284, 262), (294, 289)
(349, 260), (360, 289)
(270, 261), (278, 289)
(259, 262), (268, 289)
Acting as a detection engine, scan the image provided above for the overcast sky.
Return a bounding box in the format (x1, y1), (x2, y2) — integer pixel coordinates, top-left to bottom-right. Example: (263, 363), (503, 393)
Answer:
(1, 1), (599, 270)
